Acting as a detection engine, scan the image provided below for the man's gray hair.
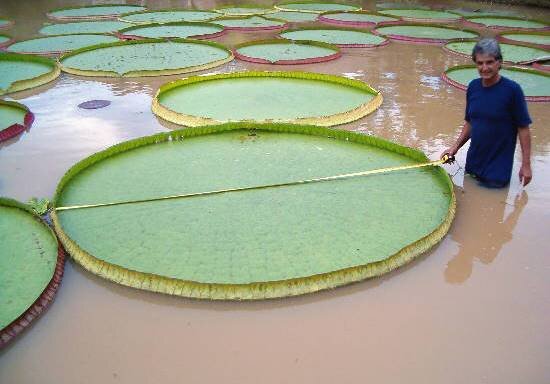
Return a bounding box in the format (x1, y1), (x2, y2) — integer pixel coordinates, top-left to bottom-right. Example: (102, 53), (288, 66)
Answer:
(471, 38), (503, 62)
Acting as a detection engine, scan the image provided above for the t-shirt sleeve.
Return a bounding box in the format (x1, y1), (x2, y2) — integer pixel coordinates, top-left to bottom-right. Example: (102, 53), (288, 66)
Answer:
(511, 84), (532, 127)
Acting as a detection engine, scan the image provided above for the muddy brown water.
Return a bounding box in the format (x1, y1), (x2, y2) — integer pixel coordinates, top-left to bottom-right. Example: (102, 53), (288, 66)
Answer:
(1, 1), (549, 383)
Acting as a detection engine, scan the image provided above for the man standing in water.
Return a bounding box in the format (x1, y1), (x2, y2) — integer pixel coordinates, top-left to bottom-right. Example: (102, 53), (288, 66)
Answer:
(442, 38), (533, 188)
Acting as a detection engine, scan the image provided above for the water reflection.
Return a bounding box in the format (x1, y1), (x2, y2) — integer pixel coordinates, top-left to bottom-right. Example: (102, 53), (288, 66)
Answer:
(445, 176), (528, 284)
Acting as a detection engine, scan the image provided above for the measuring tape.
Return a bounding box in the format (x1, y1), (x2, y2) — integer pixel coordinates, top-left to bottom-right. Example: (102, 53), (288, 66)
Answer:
(56, 155), (452, 211)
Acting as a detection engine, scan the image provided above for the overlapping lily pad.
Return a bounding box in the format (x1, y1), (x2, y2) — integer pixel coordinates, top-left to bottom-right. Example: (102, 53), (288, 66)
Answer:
(378, 8), (462, 22)
(442, 65), (550, 101)
(118, 22), (225, 40)
(0, 33), (13, 48)
(152, 71), (382, 126)
(0, 198), (65, 347)
(499, 31), (550, 49)
(214, 5), (275, 16)
(59, 39), (233, 77)
(267, 11), (319, 22)
(51, 122), (454, 300)
(234, 39), (341, 64)
(444, 40), (550, 64)
(464, 16), (549, 30)
(39, 20), (128, 35)
(280, 27), (389, 47)
(0, 18), (14, 30)
(318, 11), (399, 27)
(213, 16), (287, 31)
(119, 9), (220, 24)
(373, 24), (479, 44)
(6, 34), (120, 55)
(47, 5), (146, 20)
(0, 100), (33, 142)
(276, 1), (361, 13)
(0, 52), (60, 95)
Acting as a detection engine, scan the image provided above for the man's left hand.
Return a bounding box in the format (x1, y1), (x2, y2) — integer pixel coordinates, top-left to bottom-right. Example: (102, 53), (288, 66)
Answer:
(519, 164), (532, 186)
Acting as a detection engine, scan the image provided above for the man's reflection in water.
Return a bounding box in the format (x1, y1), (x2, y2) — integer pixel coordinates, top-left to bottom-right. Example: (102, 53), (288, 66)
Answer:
(445, 175), (528, 284)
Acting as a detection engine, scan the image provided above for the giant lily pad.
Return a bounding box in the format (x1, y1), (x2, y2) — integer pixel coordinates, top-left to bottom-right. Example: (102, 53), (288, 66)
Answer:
(0, 198), (65, 347)
(47, 5), (146, 20)
(280, 27), (388, 47)
(0, 52), (60, 95)
(6, 34), (120, 55)
(442, 65), (550, 101)
(51, 123), (454, 300)
(59, 39), (233, 77)
(152, 71), (382, 126)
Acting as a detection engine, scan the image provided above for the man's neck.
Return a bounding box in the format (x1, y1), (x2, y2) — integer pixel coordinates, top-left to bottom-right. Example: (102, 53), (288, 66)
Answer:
(482, 74), (501, 87)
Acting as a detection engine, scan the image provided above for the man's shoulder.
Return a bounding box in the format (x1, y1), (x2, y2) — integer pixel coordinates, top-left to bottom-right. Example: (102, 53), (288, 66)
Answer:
(466, 78), (481, 95)
(500, 76), (522, 92)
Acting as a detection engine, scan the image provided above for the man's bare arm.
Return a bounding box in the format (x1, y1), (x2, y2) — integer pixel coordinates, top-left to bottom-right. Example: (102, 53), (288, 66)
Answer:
(518, 126), (532, 186)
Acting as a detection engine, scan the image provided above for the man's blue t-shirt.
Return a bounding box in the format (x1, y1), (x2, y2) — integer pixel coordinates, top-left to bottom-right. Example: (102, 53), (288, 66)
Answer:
(464, 76), (532, 185)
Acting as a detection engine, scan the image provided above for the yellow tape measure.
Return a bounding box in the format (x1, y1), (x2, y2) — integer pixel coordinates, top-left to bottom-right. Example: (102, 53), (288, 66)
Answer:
(56, 156), (450, 211)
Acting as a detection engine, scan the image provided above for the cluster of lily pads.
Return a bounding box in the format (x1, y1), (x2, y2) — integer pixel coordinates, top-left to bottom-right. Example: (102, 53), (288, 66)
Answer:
(0, 1), (549, 347)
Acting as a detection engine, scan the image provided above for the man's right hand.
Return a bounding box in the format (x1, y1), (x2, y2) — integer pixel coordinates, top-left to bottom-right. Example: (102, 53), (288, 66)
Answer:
(440, 148), (456, 164)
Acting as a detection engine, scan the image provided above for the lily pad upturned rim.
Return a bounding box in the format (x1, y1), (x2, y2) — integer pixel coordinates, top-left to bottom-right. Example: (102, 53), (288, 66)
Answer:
(498, 31), (550, 50)
(58, 38), (234, 78)
(275, 1), (362, 14)
(118, 9), (221, 25)
(233, 38), (341, 64)
(213, 4), (276, 16)
(372, 23), (480, 44)
(0, 52), (61, 95)
(152, 70), (383, 127)
(463, 15), (550, 31)
(377, 8), (464, 23)
(0, 197), (66, 348)
(532, 61), (549, 71)
(213, 15), (289, 31)
(5, 33), (121, 56)
(47, 4), (147, 21)
(441, 64), (550, 102)
(317, 10), (402, 27)
(117, 21), (227, 41)
(0, 100), (34, 143)
(281, 26), (390, 47)
(0, 19), (15, 30)
(50, 122), (455, 300)
(0, 33), (14, 48)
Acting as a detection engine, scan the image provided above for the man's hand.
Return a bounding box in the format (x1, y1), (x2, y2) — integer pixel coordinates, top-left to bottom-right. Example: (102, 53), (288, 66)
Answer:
(440, 148), (456, 163)
(519, 163), (532, 186)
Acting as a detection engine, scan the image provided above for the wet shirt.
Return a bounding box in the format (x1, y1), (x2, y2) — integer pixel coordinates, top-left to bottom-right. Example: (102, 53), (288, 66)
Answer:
(464, 76), (531, 184)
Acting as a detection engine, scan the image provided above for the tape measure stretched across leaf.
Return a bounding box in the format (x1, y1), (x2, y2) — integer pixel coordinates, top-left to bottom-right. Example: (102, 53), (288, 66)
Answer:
(51, 122), (455, 300)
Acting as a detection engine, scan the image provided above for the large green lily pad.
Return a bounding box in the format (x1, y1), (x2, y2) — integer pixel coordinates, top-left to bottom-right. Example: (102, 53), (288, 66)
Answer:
(52, 123), (454, 299)
(119, 22), (224, 40)
(444, 65), (550, 98)
(48, 5), (146, 20)
(0, 53), (60, 95)
(378, 9), (462, 22)
(6, 34), (120, 55)
(152, 71), (381, 126)
(276, 2), (360, 13)
(119, 10), (220, 24)
(465, 16), (548, 30)
(374, 24), (479, 42)
(280, 28), (388, 47)
(444, 40), (549, 64)
(59, 39), (233, 77)
(0, 198), (59, 338)
(39, 21), (128, 35)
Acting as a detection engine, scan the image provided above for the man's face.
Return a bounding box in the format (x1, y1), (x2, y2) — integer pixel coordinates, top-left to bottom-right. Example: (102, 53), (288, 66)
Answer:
(474, 53), (501, 82)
